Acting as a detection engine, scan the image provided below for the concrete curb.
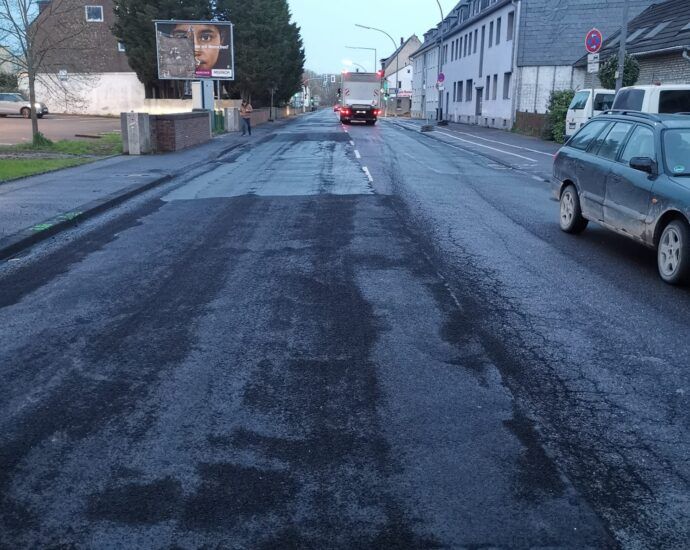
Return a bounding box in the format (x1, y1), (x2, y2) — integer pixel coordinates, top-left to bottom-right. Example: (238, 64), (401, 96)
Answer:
(0, 112), (306, 261)
(0, 174), (172, 261)
(0, 140), (246, 261)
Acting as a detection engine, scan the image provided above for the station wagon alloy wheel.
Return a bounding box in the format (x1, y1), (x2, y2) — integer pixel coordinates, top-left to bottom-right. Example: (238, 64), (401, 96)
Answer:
(658, 220), (690, 285)
(559, 185), (588, 234)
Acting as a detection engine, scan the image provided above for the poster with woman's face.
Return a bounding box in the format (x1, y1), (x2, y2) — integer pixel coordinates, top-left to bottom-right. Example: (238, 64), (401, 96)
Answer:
(156, 21), (234, 80)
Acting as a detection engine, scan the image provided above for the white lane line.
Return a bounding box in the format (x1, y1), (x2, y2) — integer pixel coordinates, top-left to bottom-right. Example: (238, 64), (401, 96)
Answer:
(354, 150), (361, 159)
(362, 166), (374, 183)
(532, 175), (544, 182)
(436, 131), (538, 163)
(350, 140), (355, 146)
(449, 130), (555, 157)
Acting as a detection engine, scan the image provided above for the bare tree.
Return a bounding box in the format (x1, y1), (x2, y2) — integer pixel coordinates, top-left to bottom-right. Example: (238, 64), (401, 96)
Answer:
(0, 0), (97, 143)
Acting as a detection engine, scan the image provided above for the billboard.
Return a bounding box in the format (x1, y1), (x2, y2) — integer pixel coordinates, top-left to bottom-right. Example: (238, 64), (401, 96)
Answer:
(155, 21), (234, 80)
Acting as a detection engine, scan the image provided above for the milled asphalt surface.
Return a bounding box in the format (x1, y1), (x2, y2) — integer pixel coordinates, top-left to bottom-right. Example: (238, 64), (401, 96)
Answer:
(0, 110), (688, 548)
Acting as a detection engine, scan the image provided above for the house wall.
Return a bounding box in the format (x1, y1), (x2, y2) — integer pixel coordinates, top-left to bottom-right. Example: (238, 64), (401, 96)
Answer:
(443, 1), (517, 128)
(516, 65), (584, 114)
(411, 47), (440, 119)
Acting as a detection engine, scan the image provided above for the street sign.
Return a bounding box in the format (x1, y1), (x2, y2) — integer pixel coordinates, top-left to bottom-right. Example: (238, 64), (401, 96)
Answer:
(587, 53), (600, 74)
(585, 28), (603, 54)
(437, 72), (445, 84)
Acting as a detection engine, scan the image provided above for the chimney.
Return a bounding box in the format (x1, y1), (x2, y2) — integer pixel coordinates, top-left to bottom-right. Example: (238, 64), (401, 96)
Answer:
(37, 0), (50, 13)
(400, 37), (404, 46)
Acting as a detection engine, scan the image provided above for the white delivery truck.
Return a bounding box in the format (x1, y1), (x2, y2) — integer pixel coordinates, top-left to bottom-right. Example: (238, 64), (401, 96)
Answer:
(340, 72), (381, 125)
(612, 84), (690, 114)
(565, 88), (615, 137)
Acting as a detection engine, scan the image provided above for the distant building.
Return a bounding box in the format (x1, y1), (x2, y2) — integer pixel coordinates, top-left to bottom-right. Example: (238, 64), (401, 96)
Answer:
(381, 35), (421, 116)
(28, 0), (142, 115)
(411, 0), (655, 129)
(576, 0), (690, 88)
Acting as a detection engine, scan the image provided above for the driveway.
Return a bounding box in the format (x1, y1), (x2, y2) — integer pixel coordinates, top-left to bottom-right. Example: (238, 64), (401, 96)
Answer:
(0, 115), (121, 145)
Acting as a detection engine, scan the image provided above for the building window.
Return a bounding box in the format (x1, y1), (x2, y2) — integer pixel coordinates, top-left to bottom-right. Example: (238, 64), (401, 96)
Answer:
(507, 12), (515, 41)
(85, 5), (103, 22)
(466, 80), (473, 101)
(489, 21), (494, 47)
(458, 81), (464, 102)
(117, 42), (126, 52)
(453, 81), (457, 102)
(492, 74), (498, 100)
(474, 29), (478, 53)
(503, 72), (511, 99)
(496, 17), (501, 45)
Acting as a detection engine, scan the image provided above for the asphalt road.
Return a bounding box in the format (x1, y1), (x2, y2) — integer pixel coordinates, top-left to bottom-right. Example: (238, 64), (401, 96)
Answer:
(0, 115), (121, 145)
(0, 110), (688, 548)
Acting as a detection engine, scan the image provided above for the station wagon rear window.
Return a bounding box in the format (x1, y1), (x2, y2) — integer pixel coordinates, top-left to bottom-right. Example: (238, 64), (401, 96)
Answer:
(659, 91), (690, 114)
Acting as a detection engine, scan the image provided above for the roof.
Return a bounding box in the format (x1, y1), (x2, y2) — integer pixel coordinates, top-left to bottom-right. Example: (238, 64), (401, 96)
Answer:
(381, 35), (420, 70)
(575, 0), (690, 65)
(410, 0), (512, 59)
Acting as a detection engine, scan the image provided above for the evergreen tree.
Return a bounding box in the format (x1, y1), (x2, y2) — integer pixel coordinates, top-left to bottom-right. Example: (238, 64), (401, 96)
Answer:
(112, 0), (213, 97)
(215, 0), (305, 105)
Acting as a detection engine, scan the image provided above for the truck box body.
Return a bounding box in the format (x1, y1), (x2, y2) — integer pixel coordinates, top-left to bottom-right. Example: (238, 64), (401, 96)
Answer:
(340, 72), (381, 124)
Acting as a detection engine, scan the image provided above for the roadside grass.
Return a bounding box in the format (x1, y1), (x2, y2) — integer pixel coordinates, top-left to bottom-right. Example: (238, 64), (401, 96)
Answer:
(0, 133), (122, 182)
(0, 158), (90, 182)
(0, 132), (122, 156)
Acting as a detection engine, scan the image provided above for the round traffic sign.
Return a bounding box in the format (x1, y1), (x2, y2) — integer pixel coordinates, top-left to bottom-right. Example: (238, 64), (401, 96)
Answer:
(585, 28), (603, 54)
(437, 72), (445, 84)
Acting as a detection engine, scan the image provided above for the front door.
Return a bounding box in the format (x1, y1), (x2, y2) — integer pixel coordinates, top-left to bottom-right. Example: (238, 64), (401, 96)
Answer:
(475, 88), (483, 117)
(604, 124), (657, 240)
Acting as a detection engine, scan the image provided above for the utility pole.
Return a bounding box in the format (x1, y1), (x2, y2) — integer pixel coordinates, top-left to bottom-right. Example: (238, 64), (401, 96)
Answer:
(615, 1), (630, 91)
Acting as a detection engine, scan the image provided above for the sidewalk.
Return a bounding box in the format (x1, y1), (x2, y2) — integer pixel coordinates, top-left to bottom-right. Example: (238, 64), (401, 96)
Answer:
(0, 122), (280, 260)
(387, 118), (559, 182)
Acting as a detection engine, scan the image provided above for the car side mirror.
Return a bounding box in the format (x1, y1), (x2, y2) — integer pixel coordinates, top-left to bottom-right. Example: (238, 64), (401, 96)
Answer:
(630, 156), (657, 176)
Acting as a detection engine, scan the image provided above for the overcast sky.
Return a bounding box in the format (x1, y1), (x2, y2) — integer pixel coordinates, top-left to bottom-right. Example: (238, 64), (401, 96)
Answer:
(288, 0), (457, 74)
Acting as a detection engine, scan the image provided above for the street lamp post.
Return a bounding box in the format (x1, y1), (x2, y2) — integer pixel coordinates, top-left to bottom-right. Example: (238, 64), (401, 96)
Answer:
(436, 0), (445, 121)
(355, 23), (399, 117)
(345, 46), (378, 73)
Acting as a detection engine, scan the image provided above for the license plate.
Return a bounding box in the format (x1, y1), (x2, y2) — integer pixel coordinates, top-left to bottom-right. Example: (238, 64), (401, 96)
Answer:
(357, 111), (365, 114)
(568, 122), (576, 129)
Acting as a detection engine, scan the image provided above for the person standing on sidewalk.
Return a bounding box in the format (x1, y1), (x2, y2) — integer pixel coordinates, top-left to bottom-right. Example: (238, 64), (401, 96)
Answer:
(240, 99), (253, 136)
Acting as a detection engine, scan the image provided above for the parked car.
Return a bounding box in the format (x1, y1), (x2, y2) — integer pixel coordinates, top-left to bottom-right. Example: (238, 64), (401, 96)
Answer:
(553, 111), (690, 285)
(565, 88), (615, 137)
(0, 93), (49, 118)
(612, 85), (690, 114)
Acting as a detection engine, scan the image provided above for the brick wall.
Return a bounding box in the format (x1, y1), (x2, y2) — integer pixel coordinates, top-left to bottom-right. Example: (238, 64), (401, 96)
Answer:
(583, 52), (690, 88)
(150, 112), (211, 153)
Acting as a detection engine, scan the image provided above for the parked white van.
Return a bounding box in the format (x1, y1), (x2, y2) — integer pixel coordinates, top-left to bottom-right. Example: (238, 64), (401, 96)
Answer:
(565, 88), (615, 137)
(611, 85), (690, 114)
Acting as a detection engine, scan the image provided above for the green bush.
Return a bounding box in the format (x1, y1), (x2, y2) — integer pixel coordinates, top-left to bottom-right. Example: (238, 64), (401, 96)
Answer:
(547, 89), (575, 143)
(598, 54), (640, 90)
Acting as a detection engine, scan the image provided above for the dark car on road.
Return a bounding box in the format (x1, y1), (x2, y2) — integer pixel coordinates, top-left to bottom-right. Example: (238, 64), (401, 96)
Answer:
(553, 111), (690, 285)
